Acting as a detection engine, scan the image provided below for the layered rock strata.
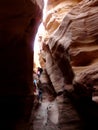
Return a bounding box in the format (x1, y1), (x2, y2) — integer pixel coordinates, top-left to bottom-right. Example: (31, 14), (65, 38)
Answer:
(41, 0), (98, 95)
(39, 1), (98, 129)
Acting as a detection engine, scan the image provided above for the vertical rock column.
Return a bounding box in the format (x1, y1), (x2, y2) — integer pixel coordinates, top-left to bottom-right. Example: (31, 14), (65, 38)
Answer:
(0, 0), (43, 129)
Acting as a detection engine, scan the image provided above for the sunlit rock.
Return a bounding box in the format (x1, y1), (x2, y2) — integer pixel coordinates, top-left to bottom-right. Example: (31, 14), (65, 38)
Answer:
(45, 0), (98, 89)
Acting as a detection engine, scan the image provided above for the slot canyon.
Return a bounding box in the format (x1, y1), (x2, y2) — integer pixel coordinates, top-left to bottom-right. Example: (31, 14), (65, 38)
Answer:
(0, 0), (98, 129)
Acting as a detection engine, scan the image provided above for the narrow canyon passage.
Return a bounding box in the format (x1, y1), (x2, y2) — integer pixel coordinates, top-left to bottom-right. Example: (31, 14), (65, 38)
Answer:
(30, 83), (98, 130)
(32, 94), (60, 130)
(32, 0), (98, 128)
(31, 66), (98, 130)
(1, 0), (98, 129)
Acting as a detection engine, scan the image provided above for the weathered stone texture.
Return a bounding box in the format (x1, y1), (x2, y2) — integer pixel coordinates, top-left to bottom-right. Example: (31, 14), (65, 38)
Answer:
(39, 2), (98, 129)
(45, 0), (98, 88)
(44, 0), (82, 34)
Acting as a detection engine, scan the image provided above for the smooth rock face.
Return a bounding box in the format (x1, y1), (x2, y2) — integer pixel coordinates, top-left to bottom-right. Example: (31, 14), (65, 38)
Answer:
(0, 0), (43, 129)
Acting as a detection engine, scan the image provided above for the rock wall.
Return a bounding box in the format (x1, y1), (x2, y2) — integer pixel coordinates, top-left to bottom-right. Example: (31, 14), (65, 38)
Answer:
(0, 0), (43, 129)
(38, 1), (98, 129)
(39, 0), (98, 95)
(36, 1), (98, 130)
(45, 0), (82, 34)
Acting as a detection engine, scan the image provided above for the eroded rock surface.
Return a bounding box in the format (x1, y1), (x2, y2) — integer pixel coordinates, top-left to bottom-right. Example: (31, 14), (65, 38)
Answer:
(40, 0), (98, 94)
(38, 1), (98, 130)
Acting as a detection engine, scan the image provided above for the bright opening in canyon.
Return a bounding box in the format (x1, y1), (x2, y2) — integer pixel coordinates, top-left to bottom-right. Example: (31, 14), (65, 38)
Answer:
(34, 0), (48, 70)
